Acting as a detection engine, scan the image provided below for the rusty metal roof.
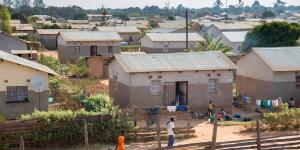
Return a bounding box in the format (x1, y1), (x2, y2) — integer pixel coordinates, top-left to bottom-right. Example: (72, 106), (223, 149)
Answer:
(59, 31), (123, 42)
(145, 33), (205, 42)
(253, 47), (300, 72)
(0, 50), (58, 75)
(114, 52), (237, 73)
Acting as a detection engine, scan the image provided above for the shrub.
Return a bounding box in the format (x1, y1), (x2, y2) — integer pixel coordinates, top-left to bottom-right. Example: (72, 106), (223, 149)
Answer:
(82, 94), (117, 115)
(38, 54), (66, 75)
(68, 57), (89, 78)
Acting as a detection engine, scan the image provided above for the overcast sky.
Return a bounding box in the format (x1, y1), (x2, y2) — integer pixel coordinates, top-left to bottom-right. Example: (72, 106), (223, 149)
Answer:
(43, 0), (300, 9)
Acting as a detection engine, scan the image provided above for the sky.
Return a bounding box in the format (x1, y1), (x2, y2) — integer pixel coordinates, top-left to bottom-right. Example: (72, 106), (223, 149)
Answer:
(43, 0), (300, 9)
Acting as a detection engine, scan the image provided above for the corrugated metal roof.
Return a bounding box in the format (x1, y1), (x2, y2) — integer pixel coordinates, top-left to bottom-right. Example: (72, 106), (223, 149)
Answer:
(147, 28), (178, 33)
(59, 31), (123, 42)
(158, 21), (186, 29)
(114, 52), (237, 73)
(253, 47), (300, 71)
(10, 50), (38, 54)
(145, 33), (205, 42)
(36, 29), (78, 35)
(67, 20), (89, 24)
(0, 50), (58, 75)
(212, 22), (260, 31)
(97, 26), (140, 33)
(222, 31), (248, 42)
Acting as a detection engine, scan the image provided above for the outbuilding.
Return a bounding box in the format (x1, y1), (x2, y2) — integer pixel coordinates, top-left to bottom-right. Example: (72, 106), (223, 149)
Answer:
(215, 31), (248, 54)
(236, 47), (300, 105)
(0, 51), (58, 119)
(109, 52), (237, 112)
(140, 33), (205, 53)
(0, 31), (29, 53)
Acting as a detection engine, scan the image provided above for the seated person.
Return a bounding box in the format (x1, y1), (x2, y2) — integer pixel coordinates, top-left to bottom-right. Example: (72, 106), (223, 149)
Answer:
(221, 108), (232, 121)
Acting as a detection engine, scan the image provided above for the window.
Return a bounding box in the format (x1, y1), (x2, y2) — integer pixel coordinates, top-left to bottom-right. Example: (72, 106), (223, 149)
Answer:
(150, 80), (161, 95)
(108, 46), (113, 53)
(6, 86), (28, 102)
(129, 36), (133, 42)
(74, 46), (80, 54)
(296, 75), (300, 89)
(208, 79), (218, 93)
(163, 45), (168, 53)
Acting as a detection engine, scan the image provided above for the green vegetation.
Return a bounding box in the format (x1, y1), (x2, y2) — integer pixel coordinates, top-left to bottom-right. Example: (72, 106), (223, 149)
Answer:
(244, 104), (300, 131)
(0, 5), (12, 34)
(38, 54), (67, 75)
(68, 57), (89, 78)
(167, 16), (176, 20)
(187, 37), (232, 53)
(262, 11), (276, 18)
(241, 22), (300, 52)
(121, 45), (140, 52)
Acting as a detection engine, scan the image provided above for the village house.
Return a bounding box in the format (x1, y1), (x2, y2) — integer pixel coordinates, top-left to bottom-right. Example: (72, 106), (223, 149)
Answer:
(109, 52), (237, 112)
(10, 50), (38, 61)
(0, 51), (58, 119)
(236, 47), (300, 105)
(0, 31), (29, 52)
(205, 22), (260, 39)
(97, 26), (141, 45)
(35, 29), (78, 50)
(15, 24), (35, 35)
(214, 31), (248, 54)
(140, 33), (205, 53)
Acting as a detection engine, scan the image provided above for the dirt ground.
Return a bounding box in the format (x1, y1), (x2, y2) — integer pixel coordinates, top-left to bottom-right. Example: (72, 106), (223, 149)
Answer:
(36, 119), (299, 150)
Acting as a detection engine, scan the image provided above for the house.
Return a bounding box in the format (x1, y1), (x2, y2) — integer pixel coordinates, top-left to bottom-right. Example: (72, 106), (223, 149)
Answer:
(35, 29), (78, 50)
(10, 50), (38, 61)
(57, 31), (122, 63)
(236, 47), (300, 105)
(109, 52), (237, 112)
(0, 51), (58, 119)
(140, 33), (205, 53)
(0, 31), (29, 52)
(67, 20), (89, 24)
(15, 24), (35, 35)
(206, 22), (259, 39)
(97, 26), (141, 45)
(215, 31), (248, 54)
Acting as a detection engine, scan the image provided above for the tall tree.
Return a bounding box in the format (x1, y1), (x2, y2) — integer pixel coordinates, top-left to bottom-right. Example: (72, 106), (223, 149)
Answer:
(20, 0), (31, 7)
(251, 0), (263, 17)
(212, 0), (223, 15)
(241, 22), (300, 51)
(33, 0), (46, 8)
(0, 5), (12, 34)
(274, 0), (286, 14)
(100, 5), (109, 26)
(2, 0), (13, 7)
(236, 0), (244, 14)
(14, 0), (22, 8)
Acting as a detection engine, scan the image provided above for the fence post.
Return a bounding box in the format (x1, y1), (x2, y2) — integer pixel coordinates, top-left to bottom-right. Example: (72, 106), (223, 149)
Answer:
(84, 121), (89, 150)
(19, 136), (24, 150)
(211, 118), (218, 150)
(256, 118), (261, 150)
(156, 115), (161, 149)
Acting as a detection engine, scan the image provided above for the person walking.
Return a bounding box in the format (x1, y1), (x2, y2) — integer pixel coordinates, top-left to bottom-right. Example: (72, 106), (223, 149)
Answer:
(116, 130), (125, 150)
(167, 117), (176, 147)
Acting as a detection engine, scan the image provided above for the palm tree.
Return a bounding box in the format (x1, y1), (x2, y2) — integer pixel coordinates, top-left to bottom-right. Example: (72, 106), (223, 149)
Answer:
(187, 36), (232, 53)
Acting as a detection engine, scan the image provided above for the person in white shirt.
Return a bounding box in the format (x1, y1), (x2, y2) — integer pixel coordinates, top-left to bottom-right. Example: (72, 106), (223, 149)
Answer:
(167, 117), (176, 147)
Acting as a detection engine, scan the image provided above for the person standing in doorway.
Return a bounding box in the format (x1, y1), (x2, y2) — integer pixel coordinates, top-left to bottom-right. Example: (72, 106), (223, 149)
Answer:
(208, 100), (214, 117)
(167, 117), (176, 147)
(116, 130), (125, 150)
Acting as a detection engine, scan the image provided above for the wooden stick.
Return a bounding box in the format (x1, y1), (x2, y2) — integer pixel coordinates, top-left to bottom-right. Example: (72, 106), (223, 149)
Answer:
(256, 118), (261, 150)
(211, 118), (218, 150)
(156, 115), (161, 149)
(84, 121), (89, 150)
(19, 136), (24, 150)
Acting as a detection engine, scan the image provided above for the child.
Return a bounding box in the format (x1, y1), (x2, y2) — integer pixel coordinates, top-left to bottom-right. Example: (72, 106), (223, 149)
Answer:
(116, 130), (125, 150)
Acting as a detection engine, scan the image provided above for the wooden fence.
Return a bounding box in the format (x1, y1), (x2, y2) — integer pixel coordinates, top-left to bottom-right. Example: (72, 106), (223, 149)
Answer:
(152, 118), (300, 150)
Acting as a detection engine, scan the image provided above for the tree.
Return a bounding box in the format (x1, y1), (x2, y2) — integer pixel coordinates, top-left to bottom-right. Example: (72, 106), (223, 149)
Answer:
(167, 16), (175, 20)
(241, 22), (300, 51)
(73, 13), (88, 20)
(100, 5), (109, 26)
(187, 36), (232, 53)
(262, 11), (276, 18)
(212, 0), (223, 15)
(33, 0), (46, 8)
(274, 0), (286, 14)
(2, 0), (13, 7)
(11, 13), (28, 23)
(236, 0), (244, 14)
(0, 5), (12, 34)
(251, 0), (263, 17)
(20, 0), (31, 7)
(14, 0), (22, 8)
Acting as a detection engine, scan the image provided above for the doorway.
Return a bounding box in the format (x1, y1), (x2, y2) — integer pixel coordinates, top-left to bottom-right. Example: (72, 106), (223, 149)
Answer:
(163, 81), (188, 106)
(90, 46), (97, 56)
